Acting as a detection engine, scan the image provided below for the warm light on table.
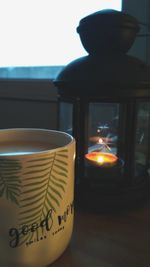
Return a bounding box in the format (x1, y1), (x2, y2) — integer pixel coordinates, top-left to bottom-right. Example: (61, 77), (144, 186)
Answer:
(85, 152), (118, 167)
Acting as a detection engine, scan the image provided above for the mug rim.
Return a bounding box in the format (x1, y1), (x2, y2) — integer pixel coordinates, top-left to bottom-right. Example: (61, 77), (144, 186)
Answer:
(0, 128), (75, 158)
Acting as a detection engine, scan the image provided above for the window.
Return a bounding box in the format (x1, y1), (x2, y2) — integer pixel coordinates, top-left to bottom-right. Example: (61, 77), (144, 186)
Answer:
(0, 0), (122, 78)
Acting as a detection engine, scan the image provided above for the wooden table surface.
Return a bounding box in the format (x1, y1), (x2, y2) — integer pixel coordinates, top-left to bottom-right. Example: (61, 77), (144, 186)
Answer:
(49, 201), (150, 267)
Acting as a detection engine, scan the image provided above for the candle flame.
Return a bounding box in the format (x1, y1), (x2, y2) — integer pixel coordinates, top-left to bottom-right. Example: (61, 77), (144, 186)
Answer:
(97, 156), (104, 163)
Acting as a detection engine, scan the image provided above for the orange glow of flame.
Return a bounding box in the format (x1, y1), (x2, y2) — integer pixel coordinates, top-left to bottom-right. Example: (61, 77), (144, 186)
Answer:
(85, 152), (118, 167)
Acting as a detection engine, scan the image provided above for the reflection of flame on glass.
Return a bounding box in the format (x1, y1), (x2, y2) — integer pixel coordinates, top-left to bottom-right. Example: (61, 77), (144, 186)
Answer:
(98, 138), (111, 152)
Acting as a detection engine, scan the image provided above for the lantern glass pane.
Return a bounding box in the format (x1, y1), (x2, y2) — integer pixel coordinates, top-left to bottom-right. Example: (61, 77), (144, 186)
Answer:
(88, 102), (119, 155)
(135, 101), (150, 178)
(59, 102), (73, 135)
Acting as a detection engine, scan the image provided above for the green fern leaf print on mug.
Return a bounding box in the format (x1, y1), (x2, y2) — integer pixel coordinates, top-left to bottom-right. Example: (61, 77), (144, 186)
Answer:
(16, 149), (68, 248)
(0, 158), (22, 205)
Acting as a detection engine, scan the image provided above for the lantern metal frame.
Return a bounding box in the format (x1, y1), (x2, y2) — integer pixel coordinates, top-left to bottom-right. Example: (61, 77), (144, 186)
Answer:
(55, 9), (150, 211)
(56, 81), (150, 211)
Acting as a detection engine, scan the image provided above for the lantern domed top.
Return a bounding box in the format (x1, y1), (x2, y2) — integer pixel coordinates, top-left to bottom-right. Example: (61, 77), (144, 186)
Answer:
(77, 9), (139, 54)
(55, 9), (150, 97)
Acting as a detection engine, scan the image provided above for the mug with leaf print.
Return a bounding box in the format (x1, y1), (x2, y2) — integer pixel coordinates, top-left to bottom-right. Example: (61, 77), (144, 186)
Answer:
(0, 128), (75, 267)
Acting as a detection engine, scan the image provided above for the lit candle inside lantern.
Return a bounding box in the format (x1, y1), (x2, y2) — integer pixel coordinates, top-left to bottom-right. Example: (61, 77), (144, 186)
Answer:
(85, 152), (118, 167)
(86, 134), (118, 167)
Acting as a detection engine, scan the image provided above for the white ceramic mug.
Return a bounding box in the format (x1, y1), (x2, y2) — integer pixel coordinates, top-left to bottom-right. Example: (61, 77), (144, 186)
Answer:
(0, 128), (75, 267)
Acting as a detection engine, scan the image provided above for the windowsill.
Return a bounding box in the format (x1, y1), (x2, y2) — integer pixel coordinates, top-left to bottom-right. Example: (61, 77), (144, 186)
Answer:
(0, 66), (64, 101)
(0, 66), (64, 80)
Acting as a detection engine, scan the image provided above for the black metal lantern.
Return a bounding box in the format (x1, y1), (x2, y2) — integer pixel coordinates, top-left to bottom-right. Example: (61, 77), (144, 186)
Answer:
(55, 10), (150, 211)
